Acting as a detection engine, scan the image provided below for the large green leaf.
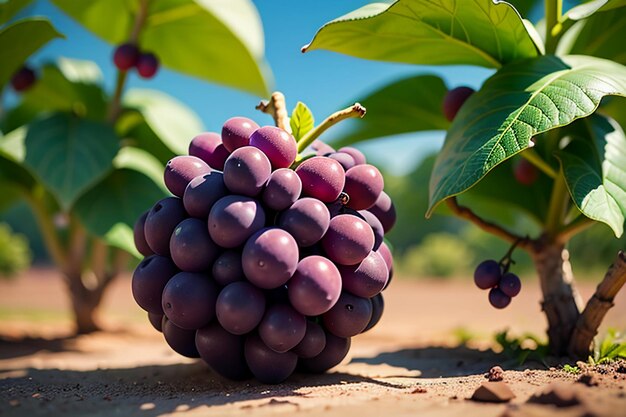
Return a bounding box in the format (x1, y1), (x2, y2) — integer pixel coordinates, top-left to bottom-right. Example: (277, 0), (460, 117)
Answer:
(113, 146), (167, 193)
(556, 115), (626, 237)
(303, 0), (539, 69)
(123, 89), (204, 156)
(562, 0), (626, 21)
(0, 18), (64, 89)
(332, 75), (449, 147)
(0, 0), (32, 24)
(50, 0), (271, 96)
(23, 114), (119, 210)
(428, 55), (626, 216)
(74, 168), (166, 257)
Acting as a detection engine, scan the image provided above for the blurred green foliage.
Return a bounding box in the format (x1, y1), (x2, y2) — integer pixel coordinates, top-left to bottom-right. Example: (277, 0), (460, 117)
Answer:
(0, 222), (31, 277)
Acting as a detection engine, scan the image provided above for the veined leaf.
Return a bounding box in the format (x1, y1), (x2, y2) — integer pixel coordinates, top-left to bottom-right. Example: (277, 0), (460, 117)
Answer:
(556, 115), (626, 237)
(113, 146), (167, 193)
(303, 0), (539, 69)
(428, 55), (626, 216)
(290, 102), (315, 141)
(0, 0), (33, 24)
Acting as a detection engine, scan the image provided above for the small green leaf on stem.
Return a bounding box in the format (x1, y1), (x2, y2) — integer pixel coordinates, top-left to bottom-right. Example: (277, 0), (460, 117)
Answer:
(290, 101), (315, 141)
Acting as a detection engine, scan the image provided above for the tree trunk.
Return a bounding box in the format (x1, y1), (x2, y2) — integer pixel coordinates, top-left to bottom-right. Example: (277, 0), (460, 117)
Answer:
(531, 240), (583, 356)
(65, 272), (110, 334)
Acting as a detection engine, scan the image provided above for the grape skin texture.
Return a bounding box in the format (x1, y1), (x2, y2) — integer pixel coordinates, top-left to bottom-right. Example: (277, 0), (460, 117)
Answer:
(489, 287), (511, 309)
(245, 333), (298, 384)
(223, 146), (272, 197)
(323, 292), (373, 338)
(299, 333), (351, 373)
(216, 281), (266, 335)
(162, 318), (200, 358)
(359, 210), (384, 251)
(343, 164), (384, 210)
(339, 251), (388, 298)
(288, 255), (342, 316)
(474, 260), (501, 290)
(131, 255), (178, 314)
(148, 312), (163, 332)
(295, 156), (345, 203)
(183, 172), (227, 219)
(368, 191), (396, 233)
(169, 218), (219, 272)
(189, 132), (230, 170)
(292, 321), (326, 358)
(499, 273), (521, 297)
(242, 228), (299, 289)
(327, 152), (356, 170)
(258, 304), (306, 353)
(338, 147), (366, 165)
(133, 210), (153, 257)
(162, 272), (219, 330)
(196, 322), (251, 380)
(222, 116), (260, 152)
(278, 197), (330, 247)
(249, 126), (297, 169)
(322, 214), (374, 266)
(262, 168), (302, 211)
(363, 293), (384, 333)
(208, 195), (265, 248)
(144, 197), (187, 256)
(212, 250), (244, 286)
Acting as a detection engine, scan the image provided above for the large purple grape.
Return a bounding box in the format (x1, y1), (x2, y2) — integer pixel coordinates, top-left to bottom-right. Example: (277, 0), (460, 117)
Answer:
(488, 287), (511, 309)
(133, 210), (153, 256)
(183, 172), (227, 219)
(222, 117), (260, 152)
(148, 312), (163, 332)
(223, 146), (272, 197)
(262, 168), (302, 211)
(327, 152), (356, 170)
(339, 251), (388, 298)
(245, 333), (298, 384)
(363, 293), (384, 333)
(258, 304), (306, 353)
(162, 318), (200, 358)
(131, 255), (178, 314)
(169, 218), (219, 272)
(208, 195), (265, 248)
(323, 292), (372, 338)
(162, 272), (219, 330)
(299, 333), (351, 373)
(343, 164), (384, 210)
(278, 197), (330, 247)
(292, 321), (326, 358)
(249, 126), (297, 169)
(144, 197), (186, 256)
(189, 132), (230, 170)
(338, 146), (366, 165)
(295, 156), (345, 202)
(474, 260), (501, 290)
(242, 228), (299, 289)
(196, 322), (251, 380)
(216, 282), (265, 335)
(368, 191), (396, 233)
(212, 250), (244, 286)
(164, 155), (212, 198)
(358, 210), (384, 251)
(288, 256), (342, 316)
(321, 214), (374, 265)
(312, 139), (335, 155)
(499, 273), (521, 297)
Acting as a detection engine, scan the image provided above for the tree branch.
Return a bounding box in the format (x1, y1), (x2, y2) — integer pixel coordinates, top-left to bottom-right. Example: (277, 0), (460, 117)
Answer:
(296, 103), (366, 153)
(25, 191), (68, 271)
(256, 92), (291, 132)
(568, 250), (626, 358)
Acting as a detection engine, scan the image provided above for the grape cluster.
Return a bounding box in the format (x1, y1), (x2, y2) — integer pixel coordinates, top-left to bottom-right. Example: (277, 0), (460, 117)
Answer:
(132, 117), (396, 384)
(473, 260), (521, 309)
(113, 43), (159, 79)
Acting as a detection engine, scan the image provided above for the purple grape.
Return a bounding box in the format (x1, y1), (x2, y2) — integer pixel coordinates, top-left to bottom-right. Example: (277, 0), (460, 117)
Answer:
(208, 195), (265, 248)
(489, 287), (511, 309)
(10, 66), (36, 92)
(292, 321), (326, 358)
(212, 250), (244, 286)
(162, 272), (219, 330)
(288, 255), (342, 316)
(148, 312), (164, 332)
(136, 52), (159, 79)
(323, 292), (372, 338)
(169, 218), (219, 272)
(443, 86), (475, 122)
(189, 132), (230, 170)
(338, 146), (366, 165)
(245, 333), (297, 384)
(112, 43), (138, 71)
(295, 156), (345, 202)
(262, 168), (302, 211)
(358, 210), (384, 251)
(377, 242), (394, 290)
(241, 228), (299, 289)
(183, 171), (227, 218)
(164, 156), (212, 198)
(278, 197), (330, 247)
(249, 126), (297, 169)
(223, 146), (272, 197)
(327, 152), (356, 170)
(321, 214), (374, 265)
(258, 304), (306, 353)
(499, 272), (521, 297)
(343, 164), (384, 210)
(133, 210), (153, 256)
(312, 139), (335, 155)
(216, 282), (266, 335)
(474, 260), (501, 290)
(144, 197), (186, 256)
(339, 251), (388, 298)
(369, 191), (396, 233)
(131, 255), (178, 314)
(162, 318), (200, 358)
(222, 117), (260, 152)
(299, 333), (351, 373)
(196, 322), (251, 380)
(363, 293), (384, 332)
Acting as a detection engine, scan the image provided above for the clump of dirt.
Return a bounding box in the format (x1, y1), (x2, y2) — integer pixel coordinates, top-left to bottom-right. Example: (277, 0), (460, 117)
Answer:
(486, 365), (504, 381)
(470, 381), (515, 403)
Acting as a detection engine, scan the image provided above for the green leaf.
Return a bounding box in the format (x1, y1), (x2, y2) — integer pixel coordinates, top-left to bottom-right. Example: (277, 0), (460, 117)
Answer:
(290, 102), (315, 141)
(113, 146), (167, 193)
(23, 113), (120, 210)
(50, 0), (271, 96)
(74, 168), (166, 257)
(0, 18), (64, 89)
(563, 0), (626, 21)
(0, 0), (33, 24)
(428, 55), (626, 216)
(303, 0), (539, 69)
(123, 89), (204, 156)
(556, 115), (626, 237)
(332, 75), (449, 147)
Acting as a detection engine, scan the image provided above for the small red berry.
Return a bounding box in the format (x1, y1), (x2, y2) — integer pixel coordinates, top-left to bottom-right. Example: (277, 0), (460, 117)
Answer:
(442, 86), (475, 122)
(11, 66), (36, 92)
(113, 43), (139, 71)
(513, 158), (538, 186)
(136, 52), (159, 79)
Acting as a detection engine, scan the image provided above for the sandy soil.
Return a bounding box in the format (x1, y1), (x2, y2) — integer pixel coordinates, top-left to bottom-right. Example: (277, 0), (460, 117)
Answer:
(0, 270), (625, 417)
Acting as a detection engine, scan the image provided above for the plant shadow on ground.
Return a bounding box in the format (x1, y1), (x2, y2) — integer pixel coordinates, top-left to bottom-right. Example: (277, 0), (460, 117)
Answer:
(0, 335), (80, 360)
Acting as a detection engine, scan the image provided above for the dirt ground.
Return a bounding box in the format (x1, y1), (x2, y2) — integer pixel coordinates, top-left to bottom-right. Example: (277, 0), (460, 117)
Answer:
(1, 269), (625, 417)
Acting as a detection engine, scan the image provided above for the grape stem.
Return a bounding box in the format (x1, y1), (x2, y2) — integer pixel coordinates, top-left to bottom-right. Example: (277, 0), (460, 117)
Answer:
(296, 103), (366, 153)
(256, 92), (292, 133)
(498, 238), (524, 273)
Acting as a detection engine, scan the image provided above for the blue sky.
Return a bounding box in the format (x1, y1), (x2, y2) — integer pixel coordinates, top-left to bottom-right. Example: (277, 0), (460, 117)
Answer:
(14, 0), (499, 174)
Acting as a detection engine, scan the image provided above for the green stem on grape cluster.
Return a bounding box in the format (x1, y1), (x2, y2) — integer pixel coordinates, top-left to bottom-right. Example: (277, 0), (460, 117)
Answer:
(522, 148), (557, 179)
(256, 92), (291, 132)
(296, 103), (366, 153)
